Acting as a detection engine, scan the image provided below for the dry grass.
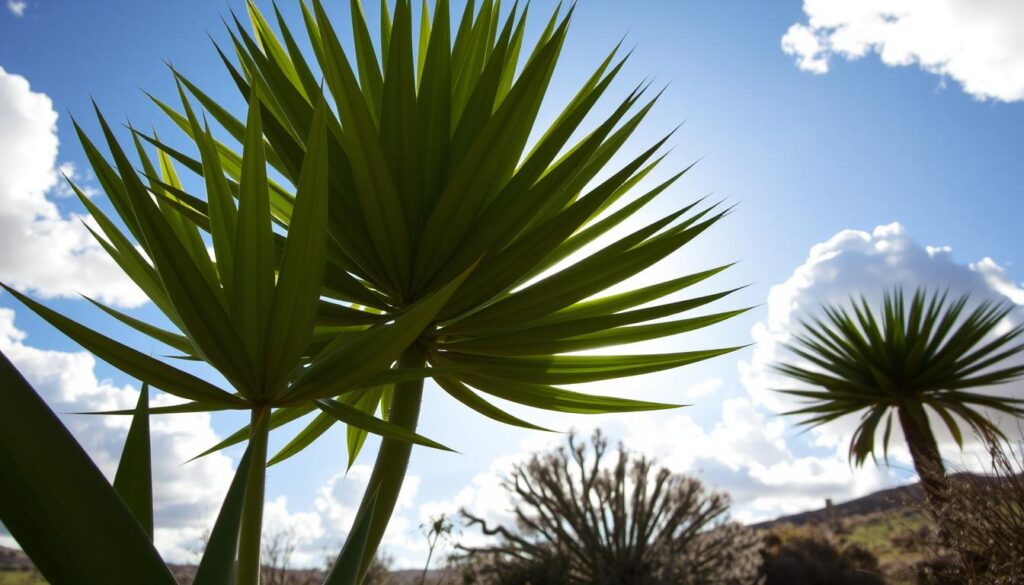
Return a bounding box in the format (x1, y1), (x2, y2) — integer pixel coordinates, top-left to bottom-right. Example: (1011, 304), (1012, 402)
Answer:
(914, 434), (1024, 584)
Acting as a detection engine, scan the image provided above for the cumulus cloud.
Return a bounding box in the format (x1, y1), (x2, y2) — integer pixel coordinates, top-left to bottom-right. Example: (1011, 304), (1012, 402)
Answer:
(0, 306), (237, 561)
(53, 162), (99, 199)
(245, 464), (431, 568)
(0, 67), (146, 307)
(781, 0), (1024, 102)
(739, 222), (1024, 457)
(6, 1), (26, 17)
(684, 377), (724, 400)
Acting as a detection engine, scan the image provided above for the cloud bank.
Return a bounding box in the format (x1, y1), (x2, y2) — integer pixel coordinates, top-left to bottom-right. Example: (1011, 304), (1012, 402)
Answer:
(0, 66), (145, 307)
(782, 0), (1024, 102)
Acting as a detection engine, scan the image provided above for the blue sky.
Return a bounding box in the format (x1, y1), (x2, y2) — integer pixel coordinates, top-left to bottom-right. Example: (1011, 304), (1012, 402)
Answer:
(1, 0), (1023, 568)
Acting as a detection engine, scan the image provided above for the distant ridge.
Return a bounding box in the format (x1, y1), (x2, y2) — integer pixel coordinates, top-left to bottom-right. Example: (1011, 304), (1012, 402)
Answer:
(751, 482), (923, 530)
(0, 544), (32, 571)
(750, 472), (1012, 530)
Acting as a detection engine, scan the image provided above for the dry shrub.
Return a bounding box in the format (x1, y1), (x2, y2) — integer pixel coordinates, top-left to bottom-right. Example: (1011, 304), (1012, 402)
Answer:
(914, 430), (1024, 584)
(760, 523), (885, 585)
(454, 430), (763, 585)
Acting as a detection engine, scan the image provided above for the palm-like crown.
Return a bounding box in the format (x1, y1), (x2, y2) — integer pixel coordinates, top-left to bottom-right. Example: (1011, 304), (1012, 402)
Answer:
(4, 1), (748, 578)
(775, 288), (1024, 465)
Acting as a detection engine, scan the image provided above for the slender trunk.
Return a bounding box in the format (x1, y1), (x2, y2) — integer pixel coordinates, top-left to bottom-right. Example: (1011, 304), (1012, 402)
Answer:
(897, 403), (948, 511)
(897, 404), (975, 574)
(237, 406), (271, 585)
(419, 540), (435, 585)
(333, 344), (428, 582)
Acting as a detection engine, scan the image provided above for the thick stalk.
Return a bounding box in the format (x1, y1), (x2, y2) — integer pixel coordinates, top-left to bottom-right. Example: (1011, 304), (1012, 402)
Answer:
(334, 344), (428, 582)
(897, 403), (948, 510)
(897, 402), (973, 574)
(237, 406), (271, 585)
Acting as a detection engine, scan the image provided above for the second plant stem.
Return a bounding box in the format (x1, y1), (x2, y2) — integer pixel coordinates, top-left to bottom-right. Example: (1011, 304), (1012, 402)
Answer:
(237, 405), (271, 585)
(336, 343), (428, 580)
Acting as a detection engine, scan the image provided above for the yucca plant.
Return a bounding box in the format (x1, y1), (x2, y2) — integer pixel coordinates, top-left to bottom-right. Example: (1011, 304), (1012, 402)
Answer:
(1, 0), (745, 582)
(773, 288), (1024, 509)
(4, 88), (468, 583)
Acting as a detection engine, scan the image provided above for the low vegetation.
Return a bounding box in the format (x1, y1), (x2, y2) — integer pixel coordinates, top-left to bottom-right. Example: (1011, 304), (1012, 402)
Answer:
(913, 432), (1024, 584)
(2, 459), (1021, 584)
(0, 573), (45, 585)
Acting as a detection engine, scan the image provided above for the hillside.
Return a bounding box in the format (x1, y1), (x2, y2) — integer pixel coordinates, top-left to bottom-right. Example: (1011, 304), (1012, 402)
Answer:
(753, 480), (925, 530)
(753, 471), (1013, 531)
(0, 546), (41, 584)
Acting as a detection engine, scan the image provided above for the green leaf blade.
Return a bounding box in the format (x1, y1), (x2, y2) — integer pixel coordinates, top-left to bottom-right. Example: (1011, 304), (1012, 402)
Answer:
(0, 353), (176, 585)
(113, 384), (154, 540)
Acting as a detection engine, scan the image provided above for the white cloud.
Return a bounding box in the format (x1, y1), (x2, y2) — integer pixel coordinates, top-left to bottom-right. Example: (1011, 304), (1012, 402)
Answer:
(54, 162), (99, 199)
(739, 222), (1024, 458)
(0, 66), (146, 307)
(6, 0), (26, 17)
(252, 464), (431, 568)
(261, 495), (327, 567)
(684, 377), (724, 400)
(0, 306), (236, 562)
(781, 22), (830, 74)
(782, 0), (1024, 102)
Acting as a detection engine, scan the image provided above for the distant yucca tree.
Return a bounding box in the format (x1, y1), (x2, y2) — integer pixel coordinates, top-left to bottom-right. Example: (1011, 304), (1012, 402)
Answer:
(1, 0), (745, 582)
(773, 288), (1024, 509)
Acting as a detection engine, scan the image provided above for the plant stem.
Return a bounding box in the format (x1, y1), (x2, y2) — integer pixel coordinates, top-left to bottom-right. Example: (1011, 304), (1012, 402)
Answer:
(237, 406), (271, 585)
(897, 402), (948, 511)
(336, 343), (428, 581)
(420, 535), (436, 585)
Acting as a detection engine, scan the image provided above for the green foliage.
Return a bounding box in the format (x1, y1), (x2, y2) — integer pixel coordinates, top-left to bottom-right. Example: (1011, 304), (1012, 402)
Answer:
(776, 288), (1024, 466)
(113, 384), (154, 539)
(1, 0), (743, 582)
(773, 287), (1024, 512)
(142, 0), (745, 463)
(0, 354), (175, 584)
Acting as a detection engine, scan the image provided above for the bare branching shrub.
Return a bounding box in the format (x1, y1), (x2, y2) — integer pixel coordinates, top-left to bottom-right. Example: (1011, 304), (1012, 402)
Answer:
(915, 430), (1024, 584)
(454, 430), (763, 585)
(262, 528), (302, 585)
